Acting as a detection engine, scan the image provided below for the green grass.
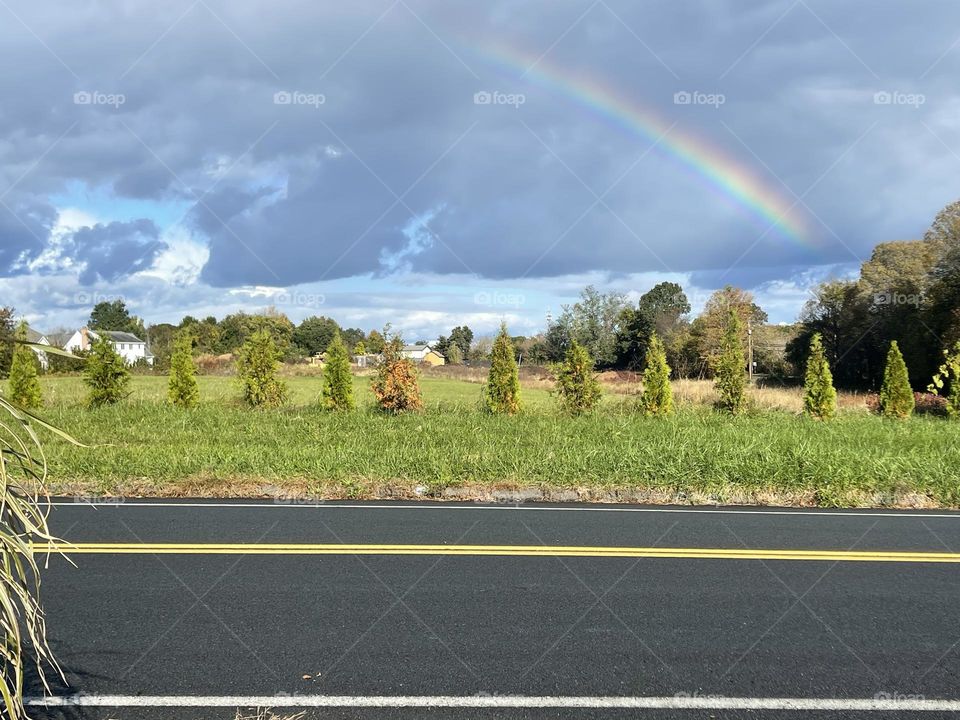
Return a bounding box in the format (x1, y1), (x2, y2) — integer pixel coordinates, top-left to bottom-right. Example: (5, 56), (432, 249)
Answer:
(35, 374), (560, 410)
(13, 375), (960, 507)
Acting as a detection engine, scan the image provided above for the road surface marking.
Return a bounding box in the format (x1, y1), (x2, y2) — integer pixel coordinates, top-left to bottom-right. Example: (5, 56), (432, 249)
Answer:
(51, 501), (960, 518)
(25, 695), (960, 711)
(34, 542), (960, 562)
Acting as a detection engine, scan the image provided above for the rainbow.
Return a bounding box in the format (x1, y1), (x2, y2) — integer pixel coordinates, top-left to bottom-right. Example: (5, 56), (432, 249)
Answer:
(476, 42), (812, 244)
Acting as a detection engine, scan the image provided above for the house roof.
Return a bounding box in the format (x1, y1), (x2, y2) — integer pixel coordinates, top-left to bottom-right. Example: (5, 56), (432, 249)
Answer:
(402, 344), (444, 358)
(94, 330), (145, 343)
(24, 326), (47, 344)
(47, 331), (74, 348)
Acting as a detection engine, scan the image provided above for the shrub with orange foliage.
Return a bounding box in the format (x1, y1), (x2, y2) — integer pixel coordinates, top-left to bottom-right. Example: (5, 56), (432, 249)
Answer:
(370, 337), (423, 413)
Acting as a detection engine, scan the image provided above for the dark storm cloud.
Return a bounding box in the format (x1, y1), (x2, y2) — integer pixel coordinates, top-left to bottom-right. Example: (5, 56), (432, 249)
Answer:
(0, 197), (57, 276)
(1, 0), (960, 293)
(65, 219), (164, 284)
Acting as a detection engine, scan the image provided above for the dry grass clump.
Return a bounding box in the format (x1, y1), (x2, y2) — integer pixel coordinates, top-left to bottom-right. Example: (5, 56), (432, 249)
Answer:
(235, 709), (306, 720)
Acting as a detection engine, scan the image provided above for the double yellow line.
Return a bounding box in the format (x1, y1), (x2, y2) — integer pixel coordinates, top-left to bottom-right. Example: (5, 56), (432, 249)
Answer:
(32, 542), (960, 563)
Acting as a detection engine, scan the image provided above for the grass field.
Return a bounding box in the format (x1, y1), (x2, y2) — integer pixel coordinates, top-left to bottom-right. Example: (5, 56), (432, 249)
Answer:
(10, 373), (960, 508)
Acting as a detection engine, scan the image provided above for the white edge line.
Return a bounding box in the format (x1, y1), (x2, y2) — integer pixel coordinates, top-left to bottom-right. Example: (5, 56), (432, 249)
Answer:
(24, 695), (960, 711)
(50, 501), (960, 519)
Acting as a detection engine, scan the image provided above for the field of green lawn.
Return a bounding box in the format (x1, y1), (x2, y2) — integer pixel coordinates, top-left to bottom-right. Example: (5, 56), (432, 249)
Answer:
(12, 374), (960, 507)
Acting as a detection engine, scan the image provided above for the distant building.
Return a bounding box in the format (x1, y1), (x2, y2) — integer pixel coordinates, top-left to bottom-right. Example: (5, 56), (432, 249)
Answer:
(24, 326), (50, 371)
(401, 343), (445, 367)
(45, 330), (74, 349)
(353, 353), (381, 368)
(64, 327), (154, 366)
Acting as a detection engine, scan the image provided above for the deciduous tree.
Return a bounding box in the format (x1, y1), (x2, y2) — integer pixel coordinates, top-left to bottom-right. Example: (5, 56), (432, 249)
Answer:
(89, 299), (145, 337)
(445, 343), (463, 365)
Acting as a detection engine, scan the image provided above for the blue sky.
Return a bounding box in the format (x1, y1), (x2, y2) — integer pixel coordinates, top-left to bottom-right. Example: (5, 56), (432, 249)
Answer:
(1, 0), (958, 339)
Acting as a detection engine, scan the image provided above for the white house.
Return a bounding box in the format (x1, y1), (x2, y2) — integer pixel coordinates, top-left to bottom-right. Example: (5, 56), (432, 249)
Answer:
(64, 327), (154, 366)
(400, 343), (445, 366)
(24, 326), (50, 371)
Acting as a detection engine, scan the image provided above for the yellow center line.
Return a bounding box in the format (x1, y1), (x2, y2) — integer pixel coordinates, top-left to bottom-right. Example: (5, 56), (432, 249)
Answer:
(31, 542), (960, 562)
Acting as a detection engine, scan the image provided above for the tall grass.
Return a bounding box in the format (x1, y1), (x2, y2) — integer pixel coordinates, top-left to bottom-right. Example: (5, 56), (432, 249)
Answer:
(0, 396), (64, 717)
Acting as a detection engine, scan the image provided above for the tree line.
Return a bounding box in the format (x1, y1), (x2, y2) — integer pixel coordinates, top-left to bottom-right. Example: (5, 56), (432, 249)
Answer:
(8, 303), (957, 422)
(785, 199), (960, 390)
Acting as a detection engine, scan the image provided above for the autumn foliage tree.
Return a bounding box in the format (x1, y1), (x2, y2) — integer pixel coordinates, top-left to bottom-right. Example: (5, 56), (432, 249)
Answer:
(371, 335), (423, 413)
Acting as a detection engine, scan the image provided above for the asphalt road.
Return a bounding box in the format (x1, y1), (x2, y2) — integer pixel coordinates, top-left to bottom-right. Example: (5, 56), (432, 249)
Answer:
(24, 500), (960, 719)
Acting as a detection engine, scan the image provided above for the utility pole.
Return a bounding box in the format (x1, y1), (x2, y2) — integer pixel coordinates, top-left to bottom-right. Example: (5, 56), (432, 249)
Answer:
(747, 319), (754, 385)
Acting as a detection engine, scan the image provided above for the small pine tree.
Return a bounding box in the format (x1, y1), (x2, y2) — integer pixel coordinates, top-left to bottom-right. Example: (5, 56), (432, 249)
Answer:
(445, 343), (463, 365)
(483, 323), (521, 414)
(803, 333), (836, 420)
(8, 322), (42, 409)
(879, 340), (914, 419)
(713, 310), (746, 414)
(84, 335), (131, 407)
(323, 331), (354, 411)
(554, 339), (601, 416)
(168, 331), (199, 409)
(236, 329), (287, 408)
(371, 335), (423, 413)
(639, 332), (673, 416)
(929, 341), (960, 417)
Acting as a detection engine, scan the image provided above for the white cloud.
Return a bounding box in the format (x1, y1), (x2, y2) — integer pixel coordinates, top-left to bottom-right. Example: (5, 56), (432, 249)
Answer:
(136, 229), (209, 286)
(27, 207), (99, 273)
